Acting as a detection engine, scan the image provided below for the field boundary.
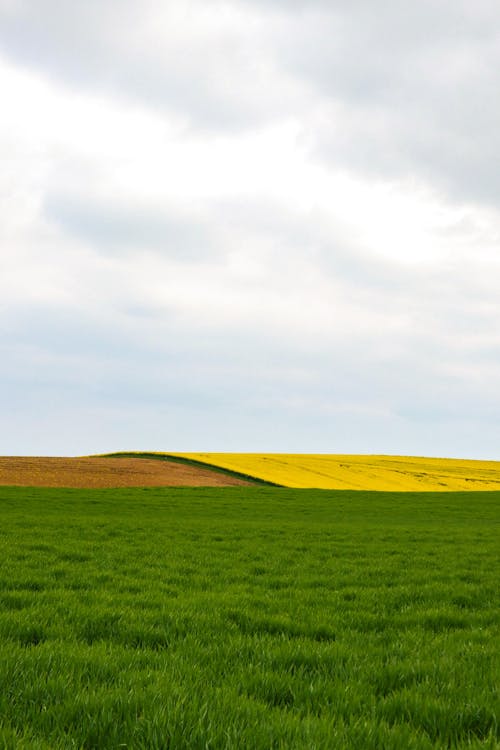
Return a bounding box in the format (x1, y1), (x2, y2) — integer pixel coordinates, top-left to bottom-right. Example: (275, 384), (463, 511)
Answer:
(98, 452), (284, 487)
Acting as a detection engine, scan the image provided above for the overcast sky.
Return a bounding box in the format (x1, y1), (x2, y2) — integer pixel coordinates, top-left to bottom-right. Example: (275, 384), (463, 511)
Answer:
(1, 0), (500, 458)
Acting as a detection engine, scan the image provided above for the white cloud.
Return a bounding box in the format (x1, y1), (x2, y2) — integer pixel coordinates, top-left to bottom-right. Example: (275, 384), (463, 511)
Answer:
(1, 3), (500, 456)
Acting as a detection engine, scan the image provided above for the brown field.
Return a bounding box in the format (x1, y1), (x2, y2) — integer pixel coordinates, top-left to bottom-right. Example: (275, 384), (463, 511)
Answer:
(0, 456), (253, 488)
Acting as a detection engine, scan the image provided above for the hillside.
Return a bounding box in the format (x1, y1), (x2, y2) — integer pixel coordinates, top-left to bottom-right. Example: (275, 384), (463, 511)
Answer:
(0, 456), (252, 488)
(169, 453), (500, 491)
(11, 453), (500, 491)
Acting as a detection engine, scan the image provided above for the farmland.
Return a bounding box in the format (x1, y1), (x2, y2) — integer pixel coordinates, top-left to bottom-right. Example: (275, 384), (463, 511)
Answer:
(0, 456), (253, 489)
(0, 485), (498, 748)
(169, 453), (500, 491)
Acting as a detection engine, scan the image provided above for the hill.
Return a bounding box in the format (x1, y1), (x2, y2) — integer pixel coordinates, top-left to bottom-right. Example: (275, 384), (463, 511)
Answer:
(0, 456), (252, 488)
(168, 453), (500, 491)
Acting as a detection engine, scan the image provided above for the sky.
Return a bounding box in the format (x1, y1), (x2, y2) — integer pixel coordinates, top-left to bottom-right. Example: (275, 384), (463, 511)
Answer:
(1, 0), (500, 458)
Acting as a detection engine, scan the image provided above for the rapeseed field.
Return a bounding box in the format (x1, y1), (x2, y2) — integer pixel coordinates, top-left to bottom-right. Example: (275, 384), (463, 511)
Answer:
(172, 453), (500, 491)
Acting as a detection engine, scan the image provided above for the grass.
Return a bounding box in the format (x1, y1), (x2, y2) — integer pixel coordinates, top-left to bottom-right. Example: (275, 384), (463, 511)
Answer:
(0, 486), (498, 748)
(169, 453), (500, 491)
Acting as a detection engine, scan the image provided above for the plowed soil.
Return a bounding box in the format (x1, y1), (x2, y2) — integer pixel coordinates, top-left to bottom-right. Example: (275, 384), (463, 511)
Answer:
(0, 456), (252, 488)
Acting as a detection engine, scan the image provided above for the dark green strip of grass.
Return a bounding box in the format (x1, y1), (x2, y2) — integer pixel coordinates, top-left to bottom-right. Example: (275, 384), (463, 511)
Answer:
(0, 487), (498, 749)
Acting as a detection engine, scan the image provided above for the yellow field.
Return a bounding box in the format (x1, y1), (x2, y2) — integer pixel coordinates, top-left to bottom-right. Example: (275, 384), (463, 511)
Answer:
(170, 453), (500, 491)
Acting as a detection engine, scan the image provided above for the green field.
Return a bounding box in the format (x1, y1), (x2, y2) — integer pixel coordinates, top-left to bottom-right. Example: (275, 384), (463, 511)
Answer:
(0, 487), (498, 749)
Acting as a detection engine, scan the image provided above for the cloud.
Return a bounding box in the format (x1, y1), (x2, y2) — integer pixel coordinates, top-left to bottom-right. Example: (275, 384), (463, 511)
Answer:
(1, 2), (500, 457)
(2, 0), (499, 205)
(261, 0), (500, 204)
(44, 194), (221, 260)
(0, 0), (307, 130)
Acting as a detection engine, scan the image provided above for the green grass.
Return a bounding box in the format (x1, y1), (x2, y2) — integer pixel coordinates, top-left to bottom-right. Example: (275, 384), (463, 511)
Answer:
(0, 487), (498, 749)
